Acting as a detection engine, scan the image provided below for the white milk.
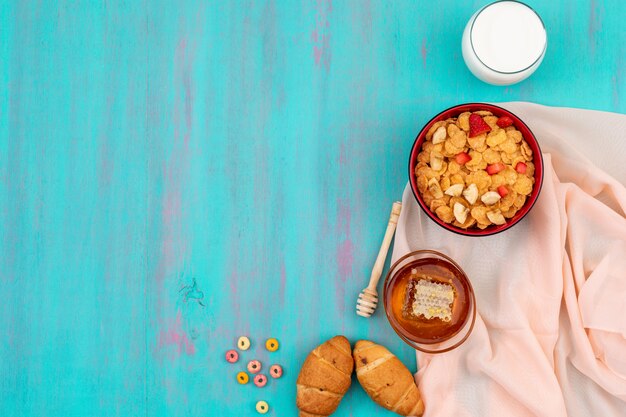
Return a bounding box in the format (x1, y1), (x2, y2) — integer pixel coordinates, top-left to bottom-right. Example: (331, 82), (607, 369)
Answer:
(462, 1), (547, 85)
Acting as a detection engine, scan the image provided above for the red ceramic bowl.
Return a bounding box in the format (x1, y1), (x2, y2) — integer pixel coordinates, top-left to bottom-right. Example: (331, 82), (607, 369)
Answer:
(408, 103), (544, 236)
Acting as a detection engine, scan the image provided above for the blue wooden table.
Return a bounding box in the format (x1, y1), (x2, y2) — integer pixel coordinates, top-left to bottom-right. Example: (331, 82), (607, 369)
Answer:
(1, 1), (624, 416)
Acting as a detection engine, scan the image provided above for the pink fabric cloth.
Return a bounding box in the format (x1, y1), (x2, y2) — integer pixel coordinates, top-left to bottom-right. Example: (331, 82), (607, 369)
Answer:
(392, 103), (626, 417)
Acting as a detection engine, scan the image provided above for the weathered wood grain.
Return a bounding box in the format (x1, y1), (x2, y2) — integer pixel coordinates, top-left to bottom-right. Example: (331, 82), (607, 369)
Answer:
(1, 0), (624, 416)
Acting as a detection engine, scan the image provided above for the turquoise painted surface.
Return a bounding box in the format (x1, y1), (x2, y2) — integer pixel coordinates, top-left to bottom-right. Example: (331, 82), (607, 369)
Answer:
(1, 0), (624, 415)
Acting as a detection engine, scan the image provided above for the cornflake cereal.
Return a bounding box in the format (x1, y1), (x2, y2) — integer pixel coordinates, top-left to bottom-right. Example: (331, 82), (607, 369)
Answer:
(415, 110), (535, 229)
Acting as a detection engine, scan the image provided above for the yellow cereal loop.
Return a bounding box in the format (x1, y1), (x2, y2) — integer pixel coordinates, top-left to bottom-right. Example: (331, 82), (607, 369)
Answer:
(265, 338), (279, 352)
(236, 371), (249, 385)
(255, 400), (269, 414)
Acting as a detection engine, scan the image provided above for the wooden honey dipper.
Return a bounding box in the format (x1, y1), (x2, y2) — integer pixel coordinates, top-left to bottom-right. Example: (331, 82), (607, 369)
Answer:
(356, 201), (402, 317)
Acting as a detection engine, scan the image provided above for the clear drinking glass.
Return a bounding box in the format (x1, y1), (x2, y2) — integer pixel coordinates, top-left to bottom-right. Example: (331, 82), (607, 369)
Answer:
(383, 250), (476, 354)
(462, 1), (547, 85)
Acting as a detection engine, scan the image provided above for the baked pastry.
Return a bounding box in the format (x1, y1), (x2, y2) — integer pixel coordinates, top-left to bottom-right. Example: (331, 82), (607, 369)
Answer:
(296, 335), (353, 416)
(353, 340), (424, 416)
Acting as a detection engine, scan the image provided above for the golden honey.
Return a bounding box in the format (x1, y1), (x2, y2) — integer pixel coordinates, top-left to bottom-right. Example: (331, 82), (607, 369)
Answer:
(385, 257), (471, 344)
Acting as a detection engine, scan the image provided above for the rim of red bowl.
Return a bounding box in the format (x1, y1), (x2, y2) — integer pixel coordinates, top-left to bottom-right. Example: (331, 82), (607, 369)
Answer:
(408, 103), (544, 237)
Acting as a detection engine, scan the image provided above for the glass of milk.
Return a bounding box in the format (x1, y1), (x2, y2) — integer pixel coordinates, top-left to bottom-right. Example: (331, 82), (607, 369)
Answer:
(462, 1), (547, 85)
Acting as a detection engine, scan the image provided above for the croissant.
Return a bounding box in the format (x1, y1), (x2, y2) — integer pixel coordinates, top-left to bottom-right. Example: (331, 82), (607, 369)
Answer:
(296, 335), (353, 416)
(353, 340), (424, 416)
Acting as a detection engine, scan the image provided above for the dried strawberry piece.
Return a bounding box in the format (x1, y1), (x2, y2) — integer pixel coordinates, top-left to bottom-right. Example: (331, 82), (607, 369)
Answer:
(515, 162), (527, 174)
(497, 185), (509, 197)
(469, 114), (492, 137)
(454, 152), (472, 165)
(496, 116), (514, 128)
(486, 162), (505, 175)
